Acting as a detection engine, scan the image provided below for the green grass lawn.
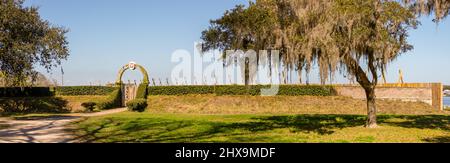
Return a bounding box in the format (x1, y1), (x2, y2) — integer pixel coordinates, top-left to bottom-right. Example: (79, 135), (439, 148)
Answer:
(71, 112), (450, 143)
(70, 95), (450, 143)
(3, 95), (448, 143)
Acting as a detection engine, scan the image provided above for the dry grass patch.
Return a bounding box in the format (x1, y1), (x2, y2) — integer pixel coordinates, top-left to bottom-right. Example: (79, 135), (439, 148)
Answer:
(61, 96), (107, 112)
(147, 95), (447, 115)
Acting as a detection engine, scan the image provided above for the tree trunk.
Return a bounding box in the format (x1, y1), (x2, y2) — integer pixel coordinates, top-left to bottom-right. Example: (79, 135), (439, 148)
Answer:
(364, 87), (378, 128)
(343, 53), (378, 128)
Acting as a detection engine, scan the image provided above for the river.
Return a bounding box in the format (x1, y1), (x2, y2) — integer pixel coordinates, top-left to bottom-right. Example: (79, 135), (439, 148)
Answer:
(444, 97), (450, 107)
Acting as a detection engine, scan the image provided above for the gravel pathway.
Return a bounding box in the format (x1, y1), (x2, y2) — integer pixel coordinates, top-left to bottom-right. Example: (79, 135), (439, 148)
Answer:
(0, 108), (127, 143)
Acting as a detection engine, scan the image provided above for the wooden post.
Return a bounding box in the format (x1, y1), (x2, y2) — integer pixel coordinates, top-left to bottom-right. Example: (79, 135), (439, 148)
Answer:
(431, 83), (443, 111)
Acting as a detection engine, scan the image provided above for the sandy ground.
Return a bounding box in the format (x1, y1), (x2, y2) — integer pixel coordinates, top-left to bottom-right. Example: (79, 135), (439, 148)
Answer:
(0, 108), (126, 143)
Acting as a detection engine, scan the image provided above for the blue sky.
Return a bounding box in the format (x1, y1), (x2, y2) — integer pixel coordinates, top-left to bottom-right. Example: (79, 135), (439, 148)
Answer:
(24, 0), (450, 85)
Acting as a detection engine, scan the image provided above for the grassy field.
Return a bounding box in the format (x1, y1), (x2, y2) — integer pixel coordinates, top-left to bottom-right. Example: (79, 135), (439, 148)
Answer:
(70, 95), (450, 143)
(72, 113), (450, 143)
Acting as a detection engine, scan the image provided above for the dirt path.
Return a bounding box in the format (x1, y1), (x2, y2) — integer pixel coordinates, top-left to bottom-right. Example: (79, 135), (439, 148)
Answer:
(0, 108), (127, 143)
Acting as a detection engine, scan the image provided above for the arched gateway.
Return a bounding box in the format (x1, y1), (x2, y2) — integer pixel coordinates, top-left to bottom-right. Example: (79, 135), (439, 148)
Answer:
(115, 62), (150, 106)
(116, 62), (150, 85)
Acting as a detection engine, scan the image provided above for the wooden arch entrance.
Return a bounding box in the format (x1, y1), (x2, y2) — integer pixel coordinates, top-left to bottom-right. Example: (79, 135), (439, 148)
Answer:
(115, 62), (150, 106)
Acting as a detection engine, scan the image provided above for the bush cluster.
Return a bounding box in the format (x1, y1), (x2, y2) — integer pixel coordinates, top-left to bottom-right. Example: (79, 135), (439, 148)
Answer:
(148, 85), (214, 95)
(126, 98), (148, 112)
(0, 97), (70, 113)
(0, 87), (54, 97)
(55, 86), (116, 96)
(135, 83), (148, 99)
(148, 85), (335, 96)
(97, 89), (122, 110)
(81, 102), (97, 112)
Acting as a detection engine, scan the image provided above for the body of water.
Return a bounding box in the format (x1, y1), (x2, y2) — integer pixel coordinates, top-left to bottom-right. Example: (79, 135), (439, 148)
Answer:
(444, 97), (450, 107)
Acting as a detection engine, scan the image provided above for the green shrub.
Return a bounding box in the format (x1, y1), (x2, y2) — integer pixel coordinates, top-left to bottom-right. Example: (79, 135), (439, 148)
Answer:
(148, 85), (214, 95)
(126, 98), (148, 112)
(276, 85), (336, 96)
(0, 87), (54, 97)
(97, 89), (122, 110)
(81, 102), (97, 112)
(135, 83), (148, 99)
(55, 86), (115, 96)
(148, 85), (335, 96)
(214, 85), (251, 95)
(0, 97), (70, 113)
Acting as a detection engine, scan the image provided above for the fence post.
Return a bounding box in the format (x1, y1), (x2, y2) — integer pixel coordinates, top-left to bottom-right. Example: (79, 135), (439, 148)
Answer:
(431, 83), (443, 111)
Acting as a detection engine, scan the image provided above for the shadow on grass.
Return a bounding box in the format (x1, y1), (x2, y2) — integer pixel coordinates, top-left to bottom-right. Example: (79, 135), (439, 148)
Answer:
(12, 115), (80, 121)
(0, 97), (70, 116)
(422, 136), (450, 143)
(70, 114), (450, 143)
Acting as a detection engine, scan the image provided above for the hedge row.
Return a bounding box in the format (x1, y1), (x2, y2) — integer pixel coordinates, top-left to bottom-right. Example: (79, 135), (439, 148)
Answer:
(96, 89), (122, 110)
(0, 87), (54, 97)
(445, 85), (450, 90)
(1, 85), (336, 97)
(135, 83), (148, 99)
(55, 86), (116, 96)
(148, 85), (336, 96)
(0, 97), (70, 113)
(126, 98), (147, 112)
(148, 85), (214, 95)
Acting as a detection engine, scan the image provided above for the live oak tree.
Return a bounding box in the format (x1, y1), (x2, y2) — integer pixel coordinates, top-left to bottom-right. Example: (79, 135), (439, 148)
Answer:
(202, 0), (421, 128)
(285, 0), (449, 128)
(0, 0), (69, 87)
(285, 0), (420, 128)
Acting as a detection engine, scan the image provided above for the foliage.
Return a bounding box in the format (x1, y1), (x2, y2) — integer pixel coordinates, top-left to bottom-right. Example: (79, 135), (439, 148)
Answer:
(126, 98), (148, 112)
(214, 85), (335, 96)
(81, 102), (97, 112)
(201, 2), (279, 52)
(148, 85), (335, 96)
(274, 85), (336, 96)
(403, 0), (450, 22)
(0, 87), (54, 97)
(97, 88), (122, 110)
(148, 85), (214, 95)
(444, 85), (450, 90)
(201, 1), (282, 84)
(0, 86), (117, 97)
(0, 97), (69, 113)
(135, 83), (148, 99)
(0, 0), (69, 86)
(202, 0), (420, 127)
(55, 86), (116, 96)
